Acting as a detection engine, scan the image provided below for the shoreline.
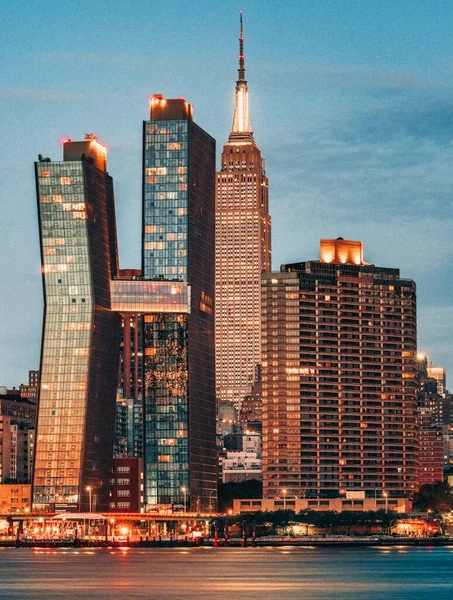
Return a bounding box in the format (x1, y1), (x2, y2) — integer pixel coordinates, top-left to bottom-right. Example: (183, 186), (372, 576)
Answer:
(2, 536), (452, 549)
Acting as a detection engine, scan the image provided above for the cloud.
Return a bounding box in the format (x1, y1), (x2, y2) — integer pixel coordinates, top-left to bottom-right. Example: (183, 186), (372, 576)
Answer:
(256, 61), (447, 92)
(268, 85), (453, 225)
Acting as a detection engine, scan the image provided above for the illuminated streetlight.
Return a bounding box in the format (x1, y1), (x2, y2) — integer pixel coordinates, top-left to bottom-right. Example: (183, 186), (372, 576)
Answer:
(86, 486), (92, 513)
(181, 486), (187, 514)
(282, 488), (287, 510)
(209, 489), (216, 513)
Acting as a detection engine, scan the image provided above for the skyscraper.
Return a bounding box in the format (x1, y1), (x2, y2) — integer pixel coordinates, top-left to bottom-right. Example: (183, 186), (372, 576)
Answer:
(140, 96), (217, 511)
(33, 136), (121, 511)
(427, 364), (447, 397)
(215, 14), (271, 409)
(262, 239), (418, 500)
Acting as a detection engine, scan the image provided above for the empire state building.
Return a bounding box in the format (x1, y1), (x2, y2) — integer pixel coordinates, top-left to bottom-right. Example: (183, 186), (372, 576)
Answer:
(216, 13), (271, 409)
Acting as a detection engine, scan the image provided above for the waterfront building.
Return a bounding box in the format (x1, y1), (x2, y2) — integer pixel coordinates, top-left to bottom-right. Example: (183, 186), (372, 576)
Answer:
(262, 239), (418, 500)
(109, 457), (144, 513)
(0, 484), (31, 514)
(33, 136), (121, 512)
(417, 409), (444, 486)
(215, 13), (271, 410)
(139, 96), (217, 511)
(233, 496), (412, 515)
(0, 416), (34, 484)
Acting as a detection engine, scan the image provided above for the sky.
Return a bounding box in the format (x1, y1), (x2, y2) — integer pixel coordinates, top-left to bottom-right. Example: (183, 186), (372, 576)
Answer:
(1, 0), (452, 387)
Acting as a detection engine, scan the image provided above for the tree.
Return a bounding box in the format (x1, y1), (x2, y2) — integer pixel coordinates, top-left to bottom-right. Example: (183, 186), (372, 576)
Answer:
(311, 511), (340, 534)
(374, 509), (399, 535)
(217, 479), (262, 513)
(412, 482), (453, 512)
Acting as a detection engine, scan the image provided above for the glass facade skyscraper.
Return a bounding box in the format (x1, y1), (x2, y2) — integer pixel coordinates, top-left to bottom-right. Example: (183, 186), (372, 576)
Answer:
(142, 97), (217, 511)
(33, 137), (120, 511)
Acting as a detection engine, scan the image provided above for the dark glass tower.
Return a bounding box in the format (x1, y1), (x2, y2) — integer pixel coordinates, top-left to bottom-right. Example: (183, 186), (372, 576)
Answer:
(33, 136), (121, 511)
(142, 96), (217, 511)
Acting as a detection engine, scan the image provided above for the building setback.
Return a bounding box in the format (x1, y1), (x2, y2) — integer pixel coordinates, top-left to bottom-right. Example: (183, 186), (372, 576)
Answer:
(215, 14), (271, 409)
(262, 238), (418, 500)
(33, 137), (121, 511)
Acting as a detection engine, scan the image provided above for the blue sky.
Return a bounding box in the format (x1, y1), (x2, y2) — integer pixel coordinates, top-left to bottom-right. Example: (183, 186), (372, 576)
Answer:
(1, 0), (452, 386)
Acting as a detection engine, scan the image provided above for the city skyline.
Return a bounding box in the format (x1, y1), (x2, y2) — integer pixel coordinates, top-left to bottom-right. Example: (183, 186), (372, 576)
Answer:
(1, 1), (453, 386)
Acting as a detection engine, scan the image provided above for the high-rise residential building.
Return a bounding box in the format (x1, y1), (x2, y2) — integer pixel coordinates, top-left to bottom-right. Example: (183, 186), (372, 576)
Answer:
(215, 14), (271, 410)
(417, 409), (444, 486)
(262, 238), (418, 500)
(139, 96), (217, 511)
(33, 136), (121, 511)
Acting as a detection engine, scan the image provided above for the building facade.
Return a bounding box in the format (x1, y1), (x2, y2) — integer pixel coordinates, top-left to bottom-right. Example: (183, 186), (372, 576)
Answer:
(427, 365), (447, 397)
(114, 396), (143, 458)
(33, 136), (121, 511)
(262, 239), (418, 500)
(0, 484), (32, 514)
(215, 14), (271, 409)
(140, 96), (217, 511)
(110, 457), (145, 513)
(418, 410), (444, 486)
(0, 416), (34, 484)
(20, 370), (40, 402)
(117, 269), (144, 401)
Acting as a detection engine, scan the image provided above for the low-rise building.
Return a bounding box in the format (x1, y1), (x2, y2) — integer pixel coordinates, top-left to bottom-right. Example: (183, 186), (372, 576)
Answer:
(233, 496), (411, 514)
(0, 484), (32, 513)
(110, 457), (145, 513)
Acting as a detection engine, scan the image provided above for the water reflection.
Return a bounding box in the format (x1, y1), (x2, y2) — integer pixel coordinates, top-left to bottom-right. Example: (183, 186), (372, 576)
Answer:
(0, 547), (453, 599)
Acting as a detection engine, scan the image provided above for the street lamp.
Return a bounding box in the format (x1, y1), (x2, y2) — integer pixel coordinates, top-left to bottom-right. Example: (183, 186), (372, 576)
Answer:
(209, 489), (216, 513)
(86, 486), (92, 513)
(282, 488), (287, 510)
(181, 486), (187, 514)
(383, 491), (388, 514)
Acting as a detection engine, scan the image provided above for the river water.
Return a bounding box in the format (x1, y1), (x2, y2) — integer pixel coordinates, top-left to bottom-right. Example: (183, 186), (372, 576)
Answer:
(1, 545), (452, 599)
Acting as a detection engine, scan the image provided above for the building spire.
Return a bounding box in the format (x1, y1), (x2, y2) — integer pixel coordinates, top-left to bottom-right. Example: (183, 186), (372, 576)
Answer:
(231, 10), (253, 138)
(238, 10), (245, 81)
